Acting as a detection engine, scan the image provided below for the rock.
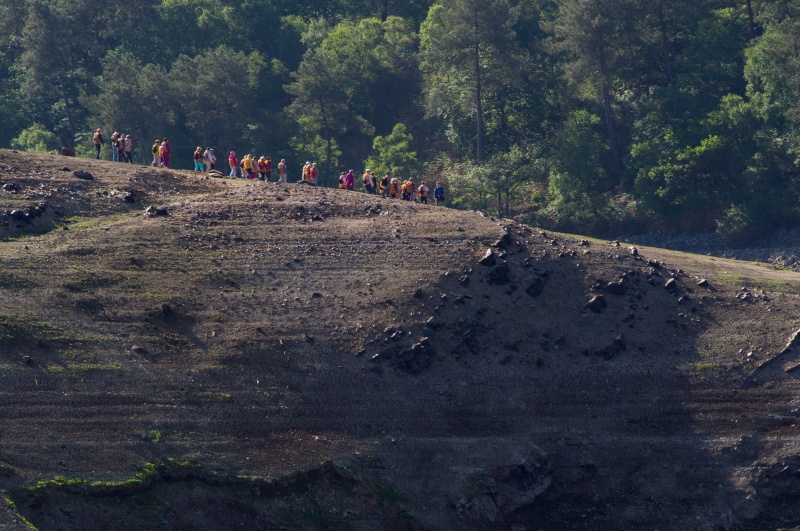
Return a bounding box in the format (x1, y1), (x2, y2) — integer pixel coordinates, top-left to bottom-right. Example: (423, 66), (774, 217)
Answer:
(604, 280), (626, 295)
(614, 333), (627, 351)
(664, 278), (677, 291)
(121, 192), (136, 203)
(479, 249), (497, 267)
(525, 277), (546, 298)
(61, 167), (71, 171)
(486, 263), (511, 285)
(466, 450), (552, 522)
(145, 206), (169, 217)
(494, 231), (514, 251)
(779, 329), (800, 357)
(60, 147), (76, 157)
(131, 345), (148, 355)
(628, 246), (639, 256)
(697, 278), (710, 287)
(73, 170), (94, 180)
(2, 182), (20, 193)
(584, 295), (607, 313)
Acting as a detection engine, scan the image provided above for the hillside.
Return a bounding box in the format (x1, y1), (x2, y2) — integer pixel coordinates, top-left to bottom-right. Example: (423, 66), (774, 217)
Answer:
(2, 150), (800, 530)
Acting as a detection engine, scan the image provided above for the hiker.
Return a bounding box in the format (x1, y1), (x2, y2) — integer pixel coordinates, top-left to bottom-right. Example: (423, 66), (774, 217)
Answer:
(202, 147), (213, 172)
(193, 147), (204, 172)
(310, 163), (318, 185)
(344, 169), (355, 190)
(242, 154), (255, 179)
(380, 173), (390, 197)
(363, 169), (373, 194)
(160, 138), (171, 168)
(301, 161), (311, 183)
(389, 177), (399, 199)
(264, 157), (272, 181)
(278, 159), (287, 183)
(433, 181), (445, 206)
(257, 157), (267, 180)
(401, 178), (415, 201)
(418, 181), (429, 205)
(151, 139), (161, 167)
(110, 130), (120, 162)
(116, 134), (126, 162)
(338, 172), (346, 189)
(93, 129), (104, 159)
(124, 135), (133, 163)
(229, 151), (238, 178)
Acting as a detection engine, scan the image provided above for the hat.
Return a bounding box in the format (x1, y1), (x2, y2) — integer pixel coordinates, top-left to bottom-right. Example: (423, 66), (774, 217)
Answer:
(96, 128), (101, 132)
(126, 135), (131, 138)
(281, 159), (286, 163)
(366, 169), (371, 173)
(230, 151), (235, 155)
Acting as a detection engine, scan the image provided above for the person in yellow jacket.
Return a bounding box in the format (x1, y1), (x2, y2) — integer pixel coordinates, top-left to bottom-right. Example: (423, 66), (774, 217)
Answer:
(401, 178), (415, 201)
(388, 177), (399, 199)
(242, 154), (255, 179)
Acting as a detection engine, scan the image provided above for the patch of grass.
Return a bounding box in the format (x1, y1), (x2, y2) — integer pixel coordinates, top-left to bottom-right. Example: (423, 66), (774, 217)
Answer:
(0, 271), (40, 289)
(686, 362), (722, 373)
(712, 273), (800, 294)
(146, 430), (162, 443)
(4, 498), (37, 530)
(46, 364), (123, 374)
(0, 315), (108, 348)
(196, 392), (232, 401)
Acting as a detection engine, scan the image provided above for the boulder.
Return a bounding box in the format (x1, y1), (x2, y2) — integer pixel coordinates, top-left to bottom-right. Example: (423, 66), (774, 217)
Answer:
(60, 147), (76, 157)
(486, 263), (511, 286)
(73, 170), (94, 180)
(604, 280), (626, 295)
(479, 249), (497, 267)
(584, 295), (607, 313)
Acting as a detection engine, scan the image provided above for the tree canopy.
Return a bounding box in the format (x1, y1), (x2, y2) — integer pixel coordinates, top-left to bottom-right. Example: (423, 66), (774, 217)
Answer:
(1, 0), (799, 237)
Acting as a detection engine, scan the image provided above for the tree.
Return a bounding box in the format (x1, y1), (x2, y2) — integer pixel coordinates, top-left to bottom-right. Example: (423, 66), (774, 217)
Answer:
(170, 46), (264, 150)
(549, 110), (610, 218)
(11, 123), (60, 153)
(364, 123), (418, 179)
(419, 0), (523, 164)
(548, 0), (637, 185)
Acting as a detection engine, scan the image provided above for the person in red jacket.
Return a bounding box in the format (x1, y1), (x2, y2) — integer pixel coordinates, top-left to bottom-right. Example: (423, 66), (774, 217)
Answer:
(228, 151), (239, 178)
(344, 170), (355, 190)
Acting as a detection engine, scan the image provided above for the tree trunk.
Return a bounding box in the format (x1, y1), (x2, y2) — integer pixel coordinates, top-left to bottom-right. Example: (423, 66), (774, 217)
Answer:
(320, 98), (332, 186)
(474, 14), (483, 166)
(57, 74), (76, 148)
(657, 5), (675, 86)
(597, 40), (623, 187)
(745, 0), (756, 40)
(380, 0), (389, 21)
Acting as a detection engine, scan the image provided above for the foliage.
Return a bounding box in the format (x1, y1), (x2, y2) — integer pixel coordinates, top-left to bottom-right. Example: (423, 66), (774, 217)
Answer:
(364, 123), (418, 180)
(11, 123), (61, 153)
(1, 0), (800, 238)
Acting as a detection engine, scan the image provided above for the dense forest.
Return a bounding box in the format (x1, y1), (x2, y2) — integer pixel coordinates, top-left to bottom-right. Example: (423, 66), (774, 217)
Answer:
(0, 0), (797, 238)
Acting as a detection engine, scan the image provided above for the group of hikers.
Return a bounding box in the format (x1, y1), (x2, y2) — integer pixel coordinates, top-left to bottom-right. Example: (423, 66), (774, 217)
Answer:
(92, 129), (135, 163)
(91, 129), (445, 205)
(338, 169), (445, 205)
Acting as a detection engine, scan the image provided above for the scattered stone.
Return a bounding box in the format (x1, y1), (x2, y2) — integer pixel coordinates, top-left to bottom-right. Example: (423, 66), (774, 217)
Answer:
(584, 295), (607, 313)
(131, 345), (148, 355)
(73, 170), (94, 180)
(697, 279), (710, 287)
(60, 147), (76, 157)
(145, 206), (169, 217)
(628, 246), (639, 256)
(604, 281), (626, 295)
(526, 277), (546, 298)
(486, 263), (511, 285)
(664, 278), (677, 291)
(614, 333), (627, 351)
(2, 182), (20, 193)
(479, 249), (497, 267)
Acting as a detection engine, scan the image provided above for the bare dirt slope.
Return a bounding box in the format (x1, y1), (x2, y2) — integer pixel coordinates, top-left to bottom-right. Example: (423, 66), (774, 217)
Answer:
(2, 150), (800, 530)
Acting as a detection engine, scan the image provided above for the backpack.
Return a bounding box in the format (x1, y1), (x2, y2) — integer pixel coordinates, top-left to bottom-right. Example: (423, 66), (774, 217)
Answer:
(152, 143), (158, 154)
